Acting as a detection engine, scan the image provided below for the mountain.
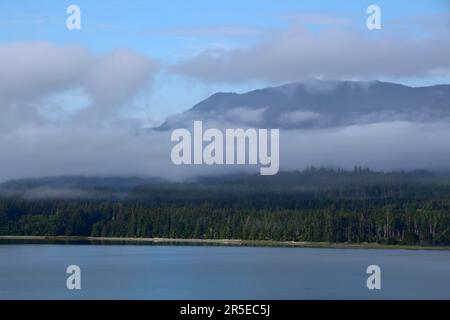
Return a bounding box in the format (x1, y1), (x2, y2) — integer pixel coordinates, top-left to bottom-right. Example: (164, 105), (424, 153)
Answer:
(157, 79), (450, 129)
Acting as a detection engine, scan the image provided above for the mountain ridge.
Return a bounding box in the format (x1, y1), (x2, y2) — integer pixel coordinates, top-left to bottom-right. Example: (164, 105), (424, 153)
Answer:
(157, 79), (450, 130)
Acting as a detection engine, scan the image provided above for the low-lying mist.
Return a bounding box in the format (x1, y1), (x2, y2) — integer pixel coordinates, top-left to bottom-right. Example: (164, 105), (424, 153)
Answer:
(1, 120), (450, 183)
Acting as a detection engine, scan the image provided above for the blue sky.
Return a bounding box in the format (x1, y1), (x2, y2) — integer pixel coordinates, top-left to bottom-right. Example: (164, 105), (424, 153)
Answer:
(1, 0), (445, 55)
(0, 0), (449, 121)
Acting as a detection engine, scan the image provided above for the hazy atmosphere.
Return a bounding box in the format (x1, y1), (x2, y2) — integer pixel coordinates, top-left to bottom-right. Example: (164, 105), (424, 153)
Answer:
(0, 0), (449, 181)
(1, 1), (450, 304)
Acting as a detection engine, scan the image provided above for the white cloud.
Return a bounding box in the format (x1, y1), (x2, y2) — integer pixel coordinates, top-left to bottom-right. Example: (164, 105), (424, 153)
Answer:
(225, 106), (269, 126)
(171, 17), (450, 83)
(1, 120), (450, 182)
(0, 42), (158, 130)
(279, 111), (321, 125)
(1, 36), (450, 182)
(280, 121), (450, 172)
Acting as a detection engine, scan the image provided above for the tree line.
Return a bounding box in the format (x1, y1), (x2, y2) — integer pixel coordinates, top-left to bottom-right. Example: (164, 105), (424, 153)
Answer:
(1, 169), (449, 245)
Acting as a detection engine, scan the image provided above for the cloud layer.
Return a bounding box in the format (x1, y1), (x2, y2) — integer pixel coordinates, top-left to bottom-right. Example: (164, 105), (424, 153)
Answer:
(171, 22), (450, 82)
(1, 120), (450, 182)
(1, 19), (450, 182)
(0, 42), (158, 129)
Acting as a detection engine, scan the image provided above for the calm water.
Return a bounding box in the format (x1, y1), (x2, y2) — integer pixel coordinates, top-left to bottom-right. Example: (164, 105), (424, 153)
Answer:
(0, 244), (449, 299)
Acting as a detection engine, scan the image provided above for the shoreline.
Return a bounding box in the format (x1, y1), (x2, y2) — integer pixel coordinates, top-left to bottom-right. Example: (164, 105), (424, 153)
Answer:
(0, 235), (449, 250)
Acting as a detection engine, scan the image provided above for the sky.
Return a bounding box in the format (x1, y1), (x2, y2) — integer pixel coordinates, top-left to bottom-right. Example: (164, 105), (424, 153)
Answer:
(0, 0), (450, 181)
(0, 0), (449, 121)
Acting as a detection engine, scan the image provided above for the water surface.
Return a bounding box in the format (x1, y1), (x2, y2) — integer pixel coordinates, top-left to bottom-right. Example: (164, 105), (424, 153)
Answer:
(0, 244), (449, 299)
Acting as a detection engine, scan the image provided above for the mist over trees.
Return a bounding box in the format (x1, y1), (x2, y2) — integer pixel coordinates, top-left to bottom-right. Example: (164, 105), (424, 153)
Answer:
(0, 168), (449, 245)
